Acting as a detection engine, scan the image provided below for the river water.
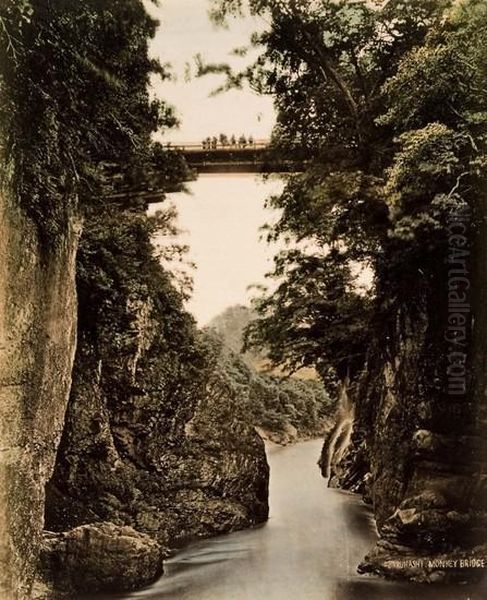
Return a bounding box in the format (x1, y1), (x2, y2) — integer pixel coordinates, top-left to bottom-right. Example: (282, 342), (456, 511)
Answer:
(137, 176), (484, 599)
(102, 440), (482, 600)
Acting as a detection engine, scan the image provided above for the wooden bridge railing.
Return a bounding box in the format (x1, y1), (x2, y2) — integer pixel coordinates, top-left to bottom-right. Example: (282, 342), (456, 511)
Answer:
(165, 139), (270, 153)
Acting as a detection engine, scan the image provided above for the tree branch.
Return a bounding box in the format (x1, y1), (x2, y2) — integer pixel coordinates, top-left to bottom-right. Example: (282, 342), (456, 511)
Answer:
(280, 1), (362, 142)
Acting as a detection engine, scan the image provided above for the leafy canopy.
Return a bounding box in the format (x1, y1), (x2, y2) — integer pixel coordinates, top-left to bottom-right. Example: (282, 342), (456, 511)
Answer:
(208, 0), (487, 389)
(0, 0), (183, 243)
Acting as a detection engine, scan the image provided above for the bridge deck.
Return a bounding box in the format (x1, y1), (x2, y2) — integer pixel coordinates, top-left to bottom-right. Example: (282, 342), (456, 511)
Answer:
(167, 144), (305, 174)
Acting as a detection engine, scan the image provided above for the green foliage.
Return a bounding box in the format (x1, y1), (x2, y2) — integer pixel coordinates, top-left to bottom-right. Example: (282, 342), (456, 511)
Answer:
(375, 4), (487, 301)
(0, 0), (180, 245)
(209, 0), (487, 395)
(196, 330), (335, 440)
(77, 209), (190, 336)
(246, 254), (372, 387)
(210, 0), (450, 153)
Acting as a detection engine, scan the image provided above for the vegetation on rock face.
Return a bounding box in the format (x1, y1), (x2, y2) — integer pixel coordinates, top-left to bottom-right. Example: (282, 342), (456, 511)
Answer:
(40, 2), (269, 579)
(4, 0), (486, 591)
(210, 0), (487, 580)
(45, 316), (269, 550)
(51, 180), (269, 555)
(1, 0), (270, 592)
(0, 0), (187, 244)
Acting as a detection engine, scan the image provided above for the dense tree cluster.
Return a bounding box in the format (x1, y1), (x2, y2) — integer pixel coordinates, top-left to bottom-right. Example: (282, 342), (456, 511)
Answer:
(0, 0), (187, 244)
(210, 0), (487, 398)
(199, 330), (334, 442)
(206, 305), (335, 439)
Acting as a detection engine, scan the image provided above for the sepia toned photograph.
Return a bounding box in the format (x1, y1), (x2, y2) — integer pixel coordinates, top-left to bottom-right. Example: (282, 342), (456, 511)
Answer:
(0, 1), (486, 598)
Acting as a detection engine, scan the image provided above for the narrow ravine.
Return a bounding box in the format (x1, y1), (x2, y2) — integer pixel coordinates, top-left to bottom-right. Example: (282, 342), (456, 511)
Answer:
(98, 439), (481, 600)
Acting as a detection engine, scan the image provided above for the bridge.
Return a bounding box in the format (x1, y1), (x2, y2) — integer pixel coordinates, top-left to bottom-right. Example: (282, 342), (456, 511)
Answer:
(165, 140), (305, 174)
(100, 140), (306, 206)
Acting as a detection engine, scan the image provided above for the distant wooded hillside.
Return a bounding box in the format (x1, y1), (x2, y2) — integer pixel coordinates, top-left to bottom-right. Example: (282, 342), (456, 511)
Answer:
(206, 306), (335, 443)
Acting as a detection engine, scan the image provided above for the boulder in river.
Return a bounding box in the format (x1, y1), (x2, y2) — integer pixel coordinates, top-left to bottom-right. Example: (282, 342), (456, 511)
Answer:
(39, 522), (164, 593)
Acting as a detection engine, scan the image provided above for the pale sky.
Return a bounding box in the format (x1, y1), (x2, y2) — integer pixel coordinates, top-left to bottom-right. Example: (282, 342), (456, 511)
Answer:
(143, 2), (283, 327)
(149, 175), (285, 325)
(144, 0), (276, 143)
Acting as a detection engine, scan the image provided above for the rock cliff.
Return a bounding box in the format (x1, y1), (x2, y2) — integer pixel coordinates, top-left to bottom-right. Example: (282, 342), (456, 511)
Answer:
(325, 293), (486, 582)
(1, 1), (269, 596)
(43, 208), (269, 593)
(0, 187), (79, 598)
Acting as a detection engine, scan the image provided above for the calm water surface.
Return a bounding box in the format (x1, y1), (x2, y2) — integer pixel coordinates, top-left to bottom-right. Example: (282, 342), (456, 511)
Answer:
(122, 177), (484, 599)
(100, 440), (483, 600)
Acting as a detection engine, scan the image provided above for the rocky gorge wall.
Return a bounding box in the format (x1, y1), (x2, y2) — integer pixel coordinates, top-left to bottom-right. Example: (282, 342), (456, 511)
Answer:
(1, 2), (270, 596)
(45, 327), (269, 549)
(0, 186), (79, 598)
(41, 208), (269, 594)
(325, 291), (487, 583)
